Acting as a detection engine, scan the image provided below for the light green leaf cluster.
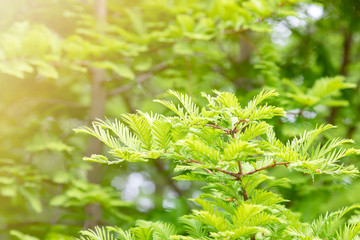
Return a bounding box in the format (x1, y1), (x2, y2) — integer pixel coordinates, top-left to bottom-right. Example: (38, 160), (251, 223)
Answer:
(50, 177), (132, 222)
(266, 124), (360, 176)
(77, 89), (358, 177)
(0, 21), (61, 79)
(285, 76), (356, 107)
(0, 158), (47, 213)
(77, 90), (360, 239)
(287, 204), (360, 240)
(78, 220), (177, 240)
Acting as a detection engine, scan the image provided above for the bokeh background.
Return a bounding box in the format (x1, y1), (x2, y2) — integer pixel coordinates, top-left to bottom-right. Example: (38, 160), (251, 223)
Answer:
(1, 0), (360, 239)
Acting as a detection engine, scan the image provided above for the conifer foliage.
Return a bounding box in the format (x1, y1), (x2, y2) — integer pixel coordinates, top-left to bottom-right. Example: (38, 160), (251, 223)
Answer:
(77, 90), (360, 240)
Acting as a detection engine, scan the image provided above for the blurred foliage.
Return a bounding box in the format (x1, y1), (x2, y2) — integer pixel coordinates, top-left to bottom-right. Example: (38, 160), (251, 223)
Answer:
(0, 0), (360, 239)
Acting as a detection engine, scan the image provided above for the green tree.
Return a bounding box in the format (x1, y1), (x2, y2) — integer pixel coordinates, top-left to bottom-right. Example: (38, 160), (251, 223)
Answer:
(78, 90), (360, 239)
(1, 0), (359, 239)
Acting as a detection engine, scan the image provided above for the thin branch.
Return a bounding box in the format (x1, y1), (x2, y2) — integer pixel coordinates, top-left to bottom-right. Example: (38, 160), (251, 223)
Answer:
(155, 159), (183, 196)
(186, 159), (213, 174)
(195, 118), (248, 137)
(244, 162), (289, 176)
(109, 73), (151, 96)
(194, 123), (225, 130)
(213, 161), (290, 179)
(227, 118), (249, 137)
(236, 160), (249, 201)
(242, 187), (249, 201)
(185, 159), (199, 164)
(109, 62), (167, 96)
(214, 168), (241, 178)
(237, 161), (243, 175)
(185, 159), (242, 179)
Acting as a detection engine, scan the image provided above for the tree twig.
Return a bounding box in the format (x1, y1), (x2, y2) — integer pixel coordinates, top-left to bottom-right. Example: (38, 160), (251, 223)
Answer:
(155, 158), (183, 196)
(237, 161), (243, 175)
(109, 62), (167, 96)
(244, 161), (290, 176)
(194, 123), (225, 130)
(186, 159), (213, 174)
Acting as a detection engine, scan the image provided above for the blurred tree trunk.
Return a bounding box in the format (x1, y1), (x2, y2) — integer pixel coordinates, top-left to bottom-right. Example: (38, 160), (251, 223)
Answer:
(84, 0), (107, 229)
(327, 29), (353, 124)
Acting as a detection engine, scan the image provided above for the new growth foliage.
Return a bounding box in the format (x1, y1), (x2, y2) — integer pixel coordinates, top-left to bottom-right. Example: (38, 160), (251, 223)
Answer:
(77, 90), (360, 239)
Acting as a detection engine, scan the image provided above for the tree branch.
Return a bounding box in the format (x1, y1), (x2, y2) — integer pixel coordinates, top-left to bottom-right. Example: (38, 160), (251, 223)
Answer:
(238, 161), (243, 175)
(108, 62), (167, 96)
(194, 123), (225, 130)
(186, 159), (213, 174)
(194, 118), (249, 137)
(155, 158), (184, 196)
(244, 161), (290, 176)
(214, 168), (241, 178)
(197, 160), (290, 179)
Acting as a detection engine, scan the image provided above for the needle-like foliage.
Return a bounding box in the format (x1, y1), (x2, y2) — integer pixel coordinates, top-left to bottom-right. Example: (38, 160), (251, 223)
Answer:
(77, 90), (360, 240)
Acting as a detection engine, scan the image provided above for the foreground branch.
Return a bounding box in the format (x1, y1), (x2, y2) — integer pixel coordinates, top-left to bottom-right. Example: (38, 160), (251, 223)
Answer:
(186, 158), (290, 179)
(244, 161), (290, 176)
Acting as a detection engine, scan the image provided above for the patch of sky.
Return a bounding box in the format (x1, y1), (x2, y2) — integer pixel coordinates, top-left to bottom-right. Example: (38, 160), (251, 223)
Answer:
(270, 3), (324, 46)
(306, 4), (324, 20)
(137, 196), (155, 212)
(282, 109), (317, 123)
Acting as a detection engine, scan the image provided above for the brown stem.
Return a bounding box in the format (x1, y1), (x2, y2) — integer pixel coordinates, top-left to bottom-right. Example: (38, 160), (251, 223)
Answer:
(244, 162), (290, 176)
(340, 30), (352, 76)
(237, 161), (243, 175)
(242, 187), (249, 201)
(186, 159), (290, 179)
(186, 160), (241, 180)
(227, 118), (249, 137)
(195, 118), (248, 135)
(186, 158), (290, 203)
(193, 123), (225, 130)
(215, 168), (241, 178)
(186, 159), (202, 164)
(237, 161), (249, 201)
(186, 159), (213, 174)
(187, 159), (250, 201)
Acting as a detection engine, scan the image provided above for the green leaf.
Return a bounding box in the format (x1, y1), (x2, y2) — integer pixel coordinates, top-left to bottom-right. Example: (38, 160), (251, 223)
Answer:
(177, 15), (194, 32)
(10, 230), (40, 240)
(20, 189), (42, 213)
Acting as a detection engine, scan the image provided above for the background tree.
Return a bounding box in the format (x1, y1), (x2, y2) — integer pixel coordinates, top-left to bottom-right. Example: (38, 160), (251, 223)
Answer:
(0, 0), (359, 239)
